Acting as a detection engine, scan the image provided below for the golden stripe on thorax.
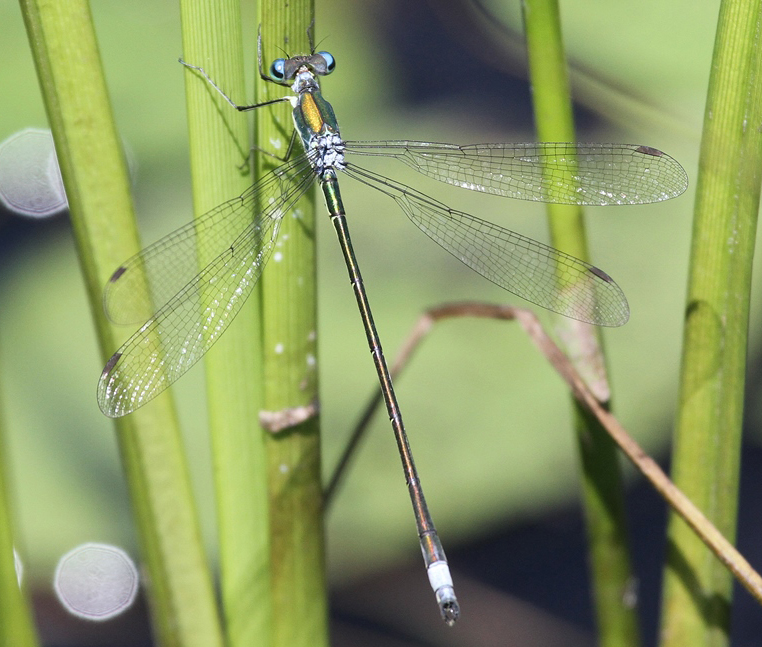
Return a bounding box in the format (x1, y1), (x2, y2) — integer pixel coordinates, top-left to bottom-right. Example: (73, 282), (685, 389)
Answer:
(299, 92), (325, 135)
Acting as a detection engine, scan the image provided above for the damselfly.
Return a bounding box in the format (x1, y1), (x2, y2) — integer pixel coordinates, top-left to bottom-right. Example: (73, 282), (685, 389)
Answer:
(97, 29), (687, 624)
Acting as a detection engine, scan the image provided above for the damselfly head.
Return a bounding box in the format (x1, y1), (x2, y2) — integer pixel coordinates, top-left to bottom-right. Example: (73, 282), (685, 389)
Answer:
(269, 52), (335, 83)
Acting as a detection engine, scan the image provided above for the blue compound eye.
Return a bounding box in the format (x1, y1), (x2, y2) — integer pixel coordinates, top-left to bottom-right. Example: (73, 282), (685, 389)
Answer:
(270, 59), (286, 81)
(317, 51), (335, 74)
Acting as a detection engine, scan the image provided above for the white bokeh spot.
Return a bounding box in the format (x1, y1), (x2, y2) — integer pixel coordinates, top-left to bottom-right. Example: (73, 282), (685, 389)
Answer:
(0, 128), (67, 217)
(53, 543), (139, 621)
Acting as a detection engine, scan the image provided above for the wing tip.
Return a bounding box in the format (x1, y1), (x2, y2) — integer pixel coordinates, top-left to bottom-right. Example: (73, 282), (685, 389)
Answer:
(97, 352), (125, 418)
(109, 265), (127, 283)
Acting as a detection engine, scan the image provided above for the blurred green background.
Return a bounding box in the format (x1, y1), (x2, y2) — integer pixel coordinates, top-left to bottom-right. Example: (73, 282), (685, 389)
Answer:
(1, 0), (761, 614)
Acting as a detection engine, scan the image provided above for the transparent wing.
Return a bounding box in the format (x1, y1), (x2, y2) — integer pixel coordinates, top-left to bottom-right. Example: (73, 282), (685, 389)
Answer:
(343, 141), (688, 206)
(344, 163), (629, 326)
(97, 155), (316, 418)
(104, 154), (314, 324)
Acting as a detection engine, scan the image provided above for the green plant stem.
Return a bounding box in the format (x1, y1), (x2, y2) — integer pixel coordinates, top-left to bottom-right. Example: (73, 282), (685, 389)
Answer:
(18, 0), (223, 645)
(0, 387), (38, 647)
(255, 4), (328, 647)
(521, 2), (640, 645)
(661, 1), (762, 644)
(178, 2), (272, 645)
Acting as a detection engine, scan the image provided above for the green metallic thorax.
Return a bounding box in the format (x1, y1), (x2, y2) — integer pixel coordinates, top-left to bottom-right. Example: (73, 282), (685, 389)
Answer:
(293, 89), (340, 149)
(291, 87), (345, 215)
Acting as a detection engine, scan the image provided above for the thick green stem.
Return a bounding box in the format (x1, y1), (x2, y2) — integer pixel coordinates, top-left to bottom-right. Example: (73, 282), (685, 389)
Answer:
(178, 1), (272, 645)
(661, 1), (762, 645)
(522, 2), (640, 645)
(256, 4), (328, 647)
(19, 0), (223, 644)
(0, 388), (38, 647)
